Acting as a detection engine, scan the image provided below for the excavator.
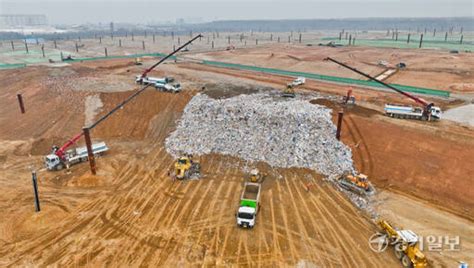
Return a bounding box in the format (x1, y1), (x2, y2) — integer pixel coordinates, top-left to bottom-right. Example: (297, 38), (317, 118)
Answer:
(378, 219), (428, 268)
(338, 173), (375, 196)
(172, 155), (200, 180)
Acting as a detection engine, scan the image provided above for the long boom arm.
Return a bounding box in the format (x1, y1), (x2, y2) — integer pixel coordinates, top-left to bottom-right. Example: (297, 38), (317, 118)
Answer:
(324, 57), (431, 108)
(139, 34), (202, 80)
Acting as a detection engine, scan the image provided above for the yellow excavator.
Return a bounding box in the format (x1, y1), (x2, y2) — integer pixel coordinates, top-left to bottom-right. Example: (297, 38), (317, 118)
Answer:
(173, 155), (200, 180)
(378, 220), (428, 268)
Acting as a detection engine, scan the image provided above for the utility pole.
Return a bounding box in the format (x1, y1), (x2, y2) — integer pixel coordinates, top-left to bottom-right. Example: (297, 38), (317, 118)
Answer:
(31, 171), (41, 212)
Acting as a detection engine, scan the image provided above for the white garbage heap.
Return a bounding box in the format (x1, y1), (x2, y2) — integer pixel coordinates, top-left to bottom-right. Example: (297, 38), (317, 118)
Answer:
(165, 93), (354, 176)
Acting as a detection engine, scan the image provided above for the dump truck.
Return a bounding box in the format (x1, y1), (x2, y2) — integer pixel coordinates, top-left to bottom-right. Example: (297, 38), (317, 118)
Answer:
(45, 142), (108, 171)
(378, 220), (428, 268)
(236, 182), (261, 228)
(384, 104), (441, 121)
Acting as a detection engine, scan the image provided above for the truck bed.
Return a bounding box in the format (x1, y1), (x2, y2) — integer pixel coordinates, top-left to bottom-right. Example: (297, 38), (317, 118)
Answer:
(242, 184), (260, 200)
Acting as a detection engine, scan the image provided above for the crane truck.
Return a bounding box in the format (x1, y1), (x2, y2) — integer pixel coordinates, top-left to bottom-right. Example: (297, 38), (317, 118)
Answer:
(324, 57), (441, 121)
(236, 182), (261, 229)
(44, 132), (108, 171)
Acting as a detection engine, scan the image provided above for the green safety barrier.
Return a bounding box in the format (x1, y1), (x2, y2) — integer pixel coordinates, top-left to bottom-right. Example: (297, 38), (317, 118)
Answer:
(202, 60), (450, 97)
(69, 52), (176, 62)
(0, 63), (26, 69)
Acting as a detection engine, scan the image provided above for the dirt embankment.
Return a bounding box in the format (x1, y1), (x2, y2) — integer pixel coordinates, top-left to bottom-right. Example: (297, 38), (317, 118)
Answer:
(327, 102), (474, 220)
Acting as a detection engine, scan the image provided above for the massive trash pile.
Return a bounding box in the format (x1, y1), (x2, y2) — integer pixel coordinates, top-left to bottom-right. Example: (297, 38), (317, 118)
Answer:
(165, 93), (354, 176)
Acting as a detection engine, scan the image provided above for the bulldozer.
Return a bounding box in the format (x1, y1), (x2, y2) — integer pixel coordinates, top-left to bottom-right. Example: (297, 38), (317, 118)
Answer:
(281, 84), (296, 98)
(248, 169), (265, 183)
(338, 173), (375, 196)
(378, 219), (428, 268)
(134, 57), (143, 65)
(172, 155), (200, 180)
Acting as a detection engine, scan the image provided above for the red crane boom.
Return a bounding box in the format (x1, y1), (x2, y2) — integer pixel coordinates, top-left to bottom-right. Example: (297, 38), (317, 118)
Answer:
(54, 132), (84, 160)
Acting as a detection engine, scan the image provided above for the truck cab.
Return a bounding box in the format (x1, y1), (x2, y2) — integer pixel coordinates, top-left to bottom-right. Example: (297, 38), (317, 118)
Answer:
(44, 154), (63, 170)
(236, 206), (256, 228)
(430, 106), (442, 119)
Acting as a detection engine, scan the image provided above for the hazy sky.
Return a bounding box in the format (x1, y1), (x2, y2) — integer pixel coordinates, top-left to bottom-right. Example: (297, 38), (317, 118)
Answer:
(1, 0), (473, 24)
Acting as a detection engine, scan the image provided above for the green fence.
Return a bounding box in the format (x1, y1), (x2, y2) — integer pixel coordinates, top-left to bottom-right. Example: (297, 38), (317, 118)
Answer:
(0, 63), (27, 69)
(321, 36), (474, 51)
(202, 60), (450, 97)
(68, 52), (175, 62)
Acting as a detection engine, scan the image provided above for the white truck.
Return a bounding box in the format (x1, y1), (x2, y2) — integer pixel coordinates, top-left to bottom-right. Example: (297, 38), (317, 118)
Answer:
(384, 104), (442, 121)
(236, 182), (261, 229)
(44, 142), (109, 171)
(155, 82), (181, 93)
(135, 76), (174, 85)
(291, 77), (306, 86)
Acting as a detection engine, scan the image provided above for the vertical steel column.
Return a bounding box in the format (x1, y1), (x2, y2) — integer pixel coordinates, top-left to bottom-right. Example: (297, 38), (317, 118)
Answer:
(336, 111), (344, 140)
(32, 171), (41, 212)
(17, 94), (25, 113)
(83, 128), (96, 175)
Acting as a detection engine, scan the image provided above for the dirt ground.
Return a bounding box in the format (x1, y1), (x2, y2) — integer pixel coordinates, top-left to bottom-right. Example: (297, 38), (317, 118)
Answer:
(191, 45), (474, 93)
(1, 42), (473, 267)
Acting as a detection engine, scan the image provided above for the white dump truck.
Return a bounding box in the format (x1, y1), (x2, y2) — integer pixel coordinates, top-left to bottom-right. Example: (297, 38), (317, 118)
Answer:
(384, 104), (441, 121)
(236, 182), (261, 229)
(44, 142), (109, 171)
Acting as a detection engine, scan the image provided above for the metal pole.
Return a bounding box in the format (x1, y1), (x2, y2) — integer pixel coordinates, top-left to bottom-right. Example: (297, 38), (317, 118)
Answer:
(83, 128), (96, 175)
(32, 171), (40, 212)
(104, 47), (108, 57)
(17, 94), (25, 113)
(142, 40), (145, 50)
(24, 41), (29, 53)
(11, 41), (15, 50)
(419, 34), (424, 48)
(41, 45), (45, 57)
(336, 111), (344, 140)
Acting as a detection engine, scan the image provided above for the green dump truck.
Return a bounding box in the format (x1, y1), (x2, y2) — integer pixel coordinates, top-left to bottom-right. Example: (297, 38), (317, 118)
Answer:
(236, 182), (261, 228)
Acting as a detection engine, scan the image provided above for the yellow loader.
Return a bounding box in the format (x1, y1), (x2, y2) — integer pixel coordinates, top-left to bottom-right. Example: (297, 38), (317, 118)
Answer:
(378, 219), (428, 268)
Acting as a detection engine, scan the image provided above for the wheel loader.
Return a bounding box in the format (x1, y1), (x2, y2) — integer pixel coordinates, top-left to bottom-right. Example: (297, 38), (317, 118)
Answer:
(378, 220), (428, 268)
(172, 155), (200, 180)
(338, 173), (375, 196)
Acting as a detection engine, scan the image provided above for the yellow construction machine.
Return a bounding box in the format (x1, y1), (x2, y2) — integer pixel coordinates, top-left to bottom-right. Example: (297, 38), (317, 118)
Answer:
(338, 173), (375, 196)
(172, 155), (200, 180)
(248, 169), (266, 183)
(378, 220), (428, 268)
(281, 84), (296, 98)
(134, 57), (143, 65)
